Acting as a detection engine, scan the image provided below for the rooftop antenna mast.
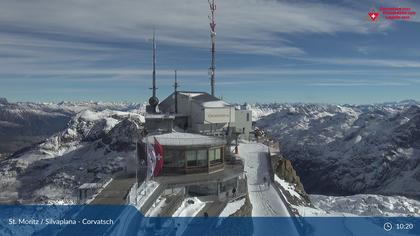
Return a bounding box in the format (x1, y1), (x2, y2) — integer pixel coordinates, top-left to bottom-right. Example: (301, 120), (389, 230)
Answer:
(173, 70), (179, 113)
(147, 31), (159, 113)
(208, 0), (216, 96)
(152, 31), (157, 98)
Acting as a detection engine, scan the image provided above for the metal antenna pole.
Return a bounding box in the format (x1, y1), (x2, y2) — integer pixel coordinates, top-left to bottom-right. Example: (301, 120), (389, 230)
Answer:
(152, 32), (157, 98)
(174, 70), (179, 113)
(208, 0), (216, 96)
(147, 31), (159, 113)
(174, 70), (179, 92)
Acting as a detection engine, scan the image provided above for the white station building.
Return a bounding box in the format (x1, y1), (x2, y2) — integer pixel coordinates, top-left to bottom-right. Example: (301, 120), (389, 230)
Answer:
(157, 91), (251, 140)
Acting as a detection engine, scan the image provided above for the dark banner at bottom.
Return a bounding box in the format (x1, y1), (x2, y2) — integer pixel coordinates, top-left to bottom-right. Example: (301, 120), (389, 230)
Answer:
(0, 205), (418, 236)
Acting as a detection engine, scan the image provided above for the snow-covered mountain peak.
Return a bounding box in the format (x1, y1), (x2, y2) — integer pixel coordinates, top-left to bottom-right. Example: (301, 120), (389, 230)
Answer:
(255, 102), (420, 198)
(0, 97), (8, 104)
(0, 107), (145, 203)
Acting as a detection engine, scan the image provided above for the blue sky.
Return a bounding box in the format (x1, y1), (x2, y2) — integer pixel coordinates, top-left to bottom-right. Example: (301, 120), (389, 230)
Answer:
(0, 0), (420, 104)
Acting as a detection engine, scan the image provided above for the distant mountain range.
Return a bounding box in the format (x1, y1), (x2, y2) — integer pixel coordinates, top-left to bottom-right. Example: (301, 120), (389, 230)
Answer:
(2, 98), (420, 205)
(254, 101), (420, 198)
(0, 98), (143, 155)
(0, 99), (144, 203)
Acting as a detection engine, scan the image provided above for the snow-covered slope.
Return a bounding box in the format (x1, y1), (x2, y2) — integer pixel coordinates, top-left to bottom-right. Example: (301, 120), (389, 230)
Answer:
(255, 102), (420, 198)
(311, 194), (420, 216)
(0, 108), (144, 204)
(249, 104), (276, 121)
(274, 173), (420, 217)
(0, 98), (144, 155)
(0, 99), (71, 155)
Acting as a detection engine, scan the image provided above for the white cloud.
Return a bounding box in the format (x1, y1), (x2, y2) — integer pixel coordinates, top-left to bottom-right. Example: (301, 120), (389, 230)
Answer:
(0, 0), (418, 81)
(306, 81), (410, 87)
(0, 0), (391, 57)
(301, 57), (420, 68)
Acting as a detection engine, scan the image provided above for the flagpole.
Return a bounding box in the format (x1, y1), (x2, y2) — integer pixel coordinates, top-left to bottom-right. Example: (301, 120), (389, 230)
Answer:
(145, 136), (150, 196)
(135, 140), (138, 187)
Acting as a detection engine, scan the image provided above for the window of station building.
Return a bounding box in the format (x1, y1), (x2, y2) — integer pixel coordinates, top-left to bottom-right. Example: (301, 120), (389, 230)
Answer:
(186, 149), (208, 167)
(246, 113), (250, 122)
(164, 149), (184, 168)
(186, 150), (197, 166)
(209, 147), (222, 165)
(188, 183), (218, 196)
(197, 149), (207, 167)
(164, 150), (175, 166)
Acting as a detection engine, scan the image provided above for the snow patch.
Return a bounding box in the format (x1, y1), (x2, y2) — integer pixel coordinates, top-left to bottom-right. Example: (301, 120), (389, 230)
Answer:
(354, 135), (362, 144)
(219, 198), (246, 217)
(173, 197), (206, 217)
(274, 175), (302, 200)
(145, 196), (167, 217)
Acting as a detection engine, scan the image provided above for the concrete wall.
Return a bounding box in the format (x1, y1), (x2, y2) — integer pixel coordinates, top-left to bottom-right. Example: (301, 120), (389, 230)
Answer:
(190, 100), (205, 131)
(204, 107), (235, 124)
(145, 117), (173, 133)
(176, 94), (192, 117)
(233, 109), (252, 140)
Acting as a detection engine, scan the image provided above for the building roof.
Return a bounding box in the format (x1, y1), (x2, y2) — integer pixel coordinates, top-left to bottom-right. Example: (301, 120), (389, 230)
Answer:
(179, 91), (230, 108)
(143, 132), (226, 146)
(159, 91), (231, 113)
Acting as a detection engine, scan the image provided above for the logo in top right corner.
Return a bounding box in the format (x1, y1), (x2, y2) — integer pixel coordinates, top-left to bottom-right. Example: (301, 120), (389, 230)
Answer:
(368, 11), (379, 21)
(368, 6), (417, 22)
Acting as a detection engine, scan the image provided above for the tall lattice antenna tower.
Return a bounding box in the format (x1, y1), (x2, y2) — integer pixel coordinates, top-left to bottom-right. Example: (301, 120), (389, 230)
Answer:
(147, 31), (159, 113)
(208, 0), (216, 96)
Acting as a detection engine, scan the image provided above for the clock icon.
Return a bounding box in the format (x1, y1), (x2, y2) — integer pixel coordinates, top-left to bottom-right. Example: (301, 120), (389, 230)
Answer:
(384, 222), (393, 231)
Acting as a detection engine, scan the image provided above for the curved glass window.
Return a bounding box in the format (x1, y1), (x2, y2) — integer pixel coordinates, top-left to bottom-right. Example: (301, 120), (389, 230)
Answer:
(186, 150), (197, 166)
(209, 147), (222, 165)
(186, 149), (208, 167)
(197, 149), (207, 167)
(164, 149), (184, 168)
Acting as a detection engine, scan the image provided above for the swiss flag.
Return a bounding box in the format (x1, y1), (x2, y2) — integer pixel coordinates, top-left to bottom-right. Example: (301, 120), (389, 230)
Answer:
(368, 12), (379, 21)
(153, 137), (164, 176)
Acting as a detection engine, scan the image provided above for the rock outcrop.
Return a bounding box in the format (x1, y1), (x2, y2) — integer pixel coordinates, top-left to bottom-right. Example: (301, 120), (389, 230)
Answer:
(271, 154), (311, 206)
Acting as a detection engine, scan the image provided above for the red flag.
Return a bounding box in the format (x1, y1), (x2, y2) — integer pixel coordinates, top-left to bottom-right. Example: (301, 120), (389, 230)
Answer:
(153, 137), (164, 176)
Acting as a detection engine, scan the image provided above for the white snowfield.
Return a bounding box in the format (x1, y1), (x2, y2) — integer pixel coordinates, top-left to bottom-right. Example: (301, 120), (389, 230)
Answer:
(239, 142), (299, 236)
